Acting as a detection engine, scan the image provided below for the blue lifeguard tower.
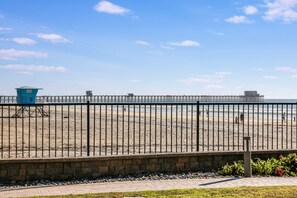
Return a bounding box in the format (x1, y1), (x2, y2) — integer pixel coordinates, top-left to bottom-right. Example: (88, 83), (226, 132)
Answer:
(12, 86), (48, 117)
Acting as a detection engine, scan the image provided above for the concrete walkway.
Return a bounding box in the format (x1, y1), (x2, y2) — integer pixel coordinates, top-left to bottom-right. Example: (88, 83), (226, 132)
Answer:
(1, 177), (297, 197)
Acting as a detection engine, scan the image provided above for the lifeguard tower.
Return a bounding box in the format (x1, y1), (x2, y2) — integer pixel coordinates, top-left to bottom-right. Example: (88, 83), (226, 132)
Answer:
(12, 86), (49, 117)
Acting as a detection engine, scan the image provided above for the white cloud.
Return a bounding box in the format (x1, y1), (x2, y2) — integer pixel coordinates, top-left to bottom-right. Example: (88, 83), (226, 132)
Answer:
(205, 84), (225, 89)
(11, 37), (37, 45)
(225, 15), (251, 23)
(214, 72), (233, 77)
(0, 64), (66, 72)
(160, 45), (175, 50)
(135, 40), (151, 46)
(179, 71), (232, 85)
(263, 75), (279, 79)
(0, 27), (13, 33)
(178, 77), (210, 85)
(263, 0), (297, 22)
(168, 40), (200, 47)
(207, 29), (224, 36)
(290, 74), (297, 78)
(275, 66), (297, 72)
(130, 79), (140, 83)
(252, 67), (265, 72)
(244, 5), (259, 15)
(36, 33), (70, 43)
(0, 49), (47, 60)
(17, 71), (34, 75)
(94, 0), (129, 15)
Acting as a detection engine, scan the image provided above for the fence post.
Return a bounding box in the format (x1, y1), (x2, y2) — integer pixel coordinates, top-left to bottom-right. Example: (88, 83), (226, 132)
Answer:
(243, 136), (252, 177)
(87, 101), (90, 156)
(197, 101), (200, 151)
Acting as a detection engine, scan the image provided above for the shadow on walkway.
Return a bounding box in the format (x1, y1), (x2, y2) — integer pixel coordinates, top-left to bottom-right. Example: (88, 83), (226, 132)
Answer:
(200, 178), (242, 186)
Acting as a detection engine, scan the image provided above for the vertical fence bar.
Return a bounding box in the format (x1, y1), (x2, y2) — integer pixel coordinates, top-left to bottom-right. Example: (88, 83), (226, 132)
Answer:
(87, 101), (90, 156)
(1, 106), (3, 158)
(285, 104), (289, 149)
(197, 101), (199, 151)
(139, 104), (141, 154)
(181, 105), (183, 153)
(28, 106), (31, 158)
(15, 106), (17, 158)
(105, 104), (107, 155)
(48, 105), (51, 158)
(111, 105), (113, 155)
(267, 104), (269, 150)
(223, 104), (225, 151)
(160, 105), (163, 153)
(217, 104), (220, 151)
(74, 105), (76, 157)
(93, 105), (96, 156)
(116, 105), (119, 155)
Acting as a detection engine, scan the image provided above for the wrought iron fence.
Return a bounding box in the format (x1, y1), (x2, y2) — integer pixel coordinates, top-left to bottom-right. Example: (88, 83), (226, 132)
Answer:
(0, 102), (296, 159)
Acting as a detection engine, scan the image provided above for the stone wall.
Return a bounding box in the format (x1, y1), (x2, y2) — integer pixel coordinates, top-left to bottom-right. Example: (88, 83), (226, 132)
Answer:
(0, 150), (296, 183)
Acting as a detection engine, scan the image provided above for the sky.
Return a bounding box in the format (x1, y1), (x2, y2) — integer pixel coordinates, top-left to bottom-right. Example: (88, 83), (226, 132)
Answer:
(1, 0), (297, 98)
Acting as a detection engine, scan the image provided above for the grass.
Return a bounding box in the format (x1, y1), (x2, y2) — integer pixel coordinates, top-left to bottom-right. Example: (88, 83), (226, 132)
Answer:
(27, 186), (297, 198)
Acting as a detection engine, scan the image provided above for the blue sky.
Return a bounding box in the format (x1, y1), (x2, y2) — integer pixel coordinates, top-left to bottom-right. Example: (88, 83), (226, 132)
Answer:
(1, 0), (297, 98)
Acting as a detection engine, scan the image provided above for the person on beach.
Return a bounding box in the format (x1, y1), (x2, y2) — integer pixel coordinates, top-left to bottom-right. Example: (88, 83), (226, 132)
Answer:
(235, 116), (238, 124)
(240, 112), (244, 123)
(206, 109), (209, 116)
(282, 112), (286, 122)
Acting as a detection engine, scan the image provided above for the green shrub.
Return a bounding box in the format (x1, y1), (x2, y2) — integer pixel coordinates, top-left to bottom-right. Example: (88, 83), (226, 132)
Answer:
(252, 157), (279, 175)
(218, 160), (244, 176)
(218, 153), (297, 177)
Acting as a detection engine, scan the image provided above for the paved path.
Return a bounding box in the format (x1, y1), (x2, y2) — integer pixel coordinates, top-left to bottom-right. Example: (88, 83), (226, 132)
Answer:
(1, 177), (297, 197)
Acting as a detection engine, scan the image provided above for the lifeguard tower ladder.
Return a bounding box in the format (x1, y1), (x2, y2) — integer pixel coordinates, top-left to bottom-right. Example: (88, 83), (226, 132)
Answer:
(12, 86), (49, 118)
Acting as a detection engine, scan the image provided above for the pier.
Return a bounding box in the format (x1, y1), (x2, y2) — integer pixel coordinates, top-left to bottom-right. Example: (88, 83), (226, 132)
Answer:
(0, 93), (264, 104)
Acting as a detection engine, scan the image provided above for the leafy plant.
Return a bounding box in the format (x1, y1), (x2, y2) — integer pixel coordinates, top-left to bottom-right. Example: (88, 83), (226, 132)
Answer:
(218, 153), (297, 177)
(219, 160), (244, 176)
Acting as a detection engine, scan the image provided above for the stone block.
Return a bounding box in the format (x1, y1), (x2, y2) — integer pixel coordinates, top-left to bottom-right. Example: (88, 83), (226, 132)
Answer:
(165, 157), (177, 164)
(176, 162), (184, 171)
(205, 161), (212, 167)
(149, 158), (158, 164)
(158, 158), (164, 164)
(133, 159), (142, 165)
(0, 170), (7, 177)
(98, 160), (110, 166)
(146, 164), (156, 172)
(111, 160), (122, 166)
(190, 162), (199, 170)
(38, 163), (46, 169)
(114, 165), (125, 174)
(130, 165), (140, 174)
(81, 167), (92, 175)
(99, 166), (109, 175)
(7, 169), (19, 177)
(214, 156), (222, 162)
(190, 156), (198, 162)
(123, 159), (133, 165)
(178, 157), (189, 163)
(19, 169), (26, 177)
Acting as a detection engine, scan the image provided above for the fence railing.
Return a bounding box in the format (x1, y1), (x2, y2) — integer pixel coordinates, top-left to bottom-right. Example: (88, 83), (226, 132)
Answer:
(0, 94), (264, 104)
(0, 102), (296, 159)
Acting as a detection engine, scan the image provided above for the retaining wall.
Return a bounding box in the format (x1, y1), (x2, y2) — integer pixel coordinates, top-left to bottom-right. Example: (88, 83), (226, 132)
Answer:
(0, 150), (296, 183)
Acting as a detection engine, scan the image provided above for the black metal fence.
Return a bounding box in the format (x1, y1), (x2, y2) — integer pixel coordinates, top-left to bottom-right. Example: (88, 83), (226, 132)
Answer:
(0, 102), (296, 159)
